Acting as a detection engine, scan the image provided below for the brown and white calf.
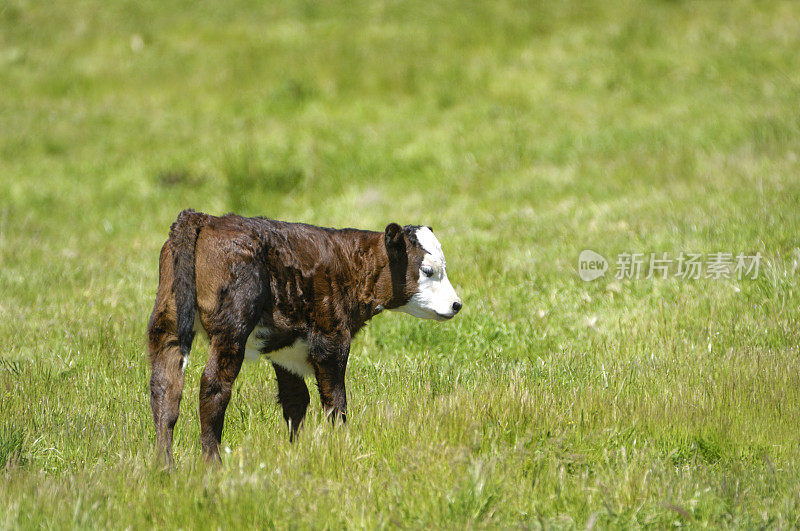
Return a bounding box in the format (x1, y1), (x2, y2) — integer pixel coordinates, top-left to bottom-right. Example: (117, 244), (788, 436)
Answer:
(147, 209), (462, 464)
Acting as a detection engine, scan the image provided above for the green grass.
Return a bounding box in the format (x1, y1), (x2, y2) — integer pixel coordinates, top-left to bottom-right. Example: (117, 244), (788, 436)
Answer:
(2, 0), (800, 527)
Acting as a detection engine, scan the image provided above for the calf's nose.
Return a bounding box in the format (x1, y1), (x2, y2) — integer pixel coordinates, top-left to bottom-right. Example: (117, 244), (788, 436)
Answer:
(452, 300), (462, 313)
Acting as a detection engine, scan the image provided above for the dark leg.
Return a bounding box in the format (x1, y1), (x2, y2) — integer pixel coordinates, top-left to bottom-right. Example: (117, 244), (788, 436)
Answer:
(149, 331), (186, 467)
(199, 335), (245, 462)
(311, 339), (350, 425)
(273, 363), (310, 441)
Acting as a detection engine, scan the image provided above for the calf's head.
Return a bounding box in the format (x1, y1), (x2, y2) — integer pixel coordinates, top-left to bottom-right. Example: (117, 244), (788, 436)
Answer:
(384, 223), (462, 321)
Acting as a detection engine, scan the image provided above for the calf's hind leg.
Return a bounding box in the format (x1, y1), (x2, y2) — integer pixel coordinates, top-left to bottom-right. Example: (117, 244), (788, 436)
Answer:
(148, 328), (186, 467)
(199, 335), (246, 462)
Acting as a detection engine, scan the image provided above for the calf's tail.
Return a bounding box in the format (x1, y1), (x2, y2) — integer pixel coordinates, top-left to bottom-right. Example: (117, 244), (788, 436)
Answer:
(169, 209), (208, 358)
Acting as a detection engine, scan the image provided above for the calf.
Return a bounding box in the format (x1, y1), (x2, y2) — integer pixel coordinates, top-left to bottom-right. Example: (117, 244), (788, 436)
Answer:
(147, 209), (462, 464)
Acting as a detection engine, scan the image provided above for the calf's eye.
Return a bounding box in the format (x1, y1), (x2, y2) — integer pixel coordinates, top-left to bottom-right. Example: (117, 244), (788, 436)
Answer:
(421, 265), (435, 278)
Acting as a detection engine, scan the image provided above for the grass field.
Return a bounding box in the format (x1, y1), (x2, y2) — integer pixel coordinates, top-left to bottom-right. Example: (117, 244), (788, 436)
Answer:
(2, 0), (800, 527)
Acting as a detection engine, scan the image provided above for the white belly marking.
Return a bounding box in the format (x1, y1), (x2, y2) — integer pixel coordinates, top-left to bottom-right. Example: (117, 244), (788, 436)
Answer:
(244, 326), (314, 378)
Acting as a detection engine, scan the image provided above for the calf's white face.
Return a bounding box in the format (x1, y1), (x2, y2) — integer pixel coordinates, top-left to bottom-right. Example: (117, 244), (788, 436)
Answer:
(394, 227), (462, 321)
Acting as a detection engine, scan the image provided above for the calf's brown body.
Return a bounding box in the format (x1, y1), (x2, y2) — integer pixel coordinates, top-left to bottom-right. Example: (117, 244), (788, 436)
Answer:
(147, 209), (426, 464)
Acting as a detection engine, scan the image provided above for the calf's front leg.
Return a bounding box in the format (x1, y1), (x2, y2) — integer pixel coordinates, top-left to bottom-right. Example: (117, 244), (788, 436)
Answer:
(310, 338), (349, 425)
(273, 363), (310, 441)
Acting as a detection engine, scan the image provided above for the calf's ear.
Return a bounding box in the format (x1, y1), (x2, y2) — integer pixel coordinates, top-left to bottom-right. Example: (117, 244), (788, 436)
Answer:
(384, 223), (404, 256)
